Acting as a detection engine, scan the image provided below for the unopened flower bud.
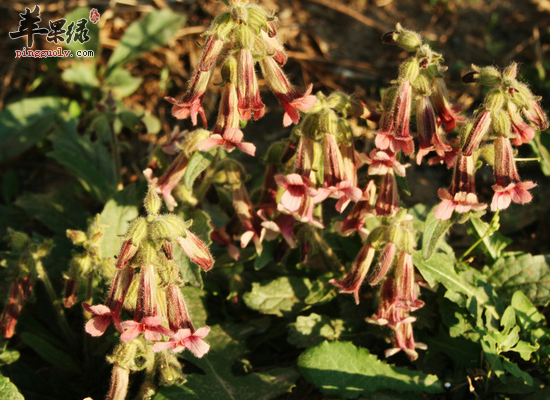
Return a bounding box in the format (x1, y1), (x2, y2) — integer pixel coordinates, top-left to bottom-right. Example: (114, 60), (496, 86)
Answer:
(367, 226), (387, 249)
(70, 253), (92, 275)
(485, 90), (504, 112)
(266, 141), (285, 164)
(478, 66), (501, 86)
(66, 229), (87, 246)
(127, 218), (148, 245)
(380, 87), (397, 113)
(503, 63), (518, 80)
(368, 242), (397, 286)
(221, 57), (238, 83)
(211, 12), (233, 41)
(384, 24), (422, 52)
(511, 83), (533, 108)
(106, 364), (130, 400)
(235, 24), (254, 49)
(246, 5), (268, 33)
(151, 215), (187, 241)
(144, 186), (162, 215)
(140, 241), (158, 266)
(63, 278), (78, 308)
(490, 109), (511, 138)
(231, 4), (248, 24)
(35, 239), (54, 258)
(7, 229), (29, 250)
(400, 59), (420, 82)
(412, 74), (431, 96)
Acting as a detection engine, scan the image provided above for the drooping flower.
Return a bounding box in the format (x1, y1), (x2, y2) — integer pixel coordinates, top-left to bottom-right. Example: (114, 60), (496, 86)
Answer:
(329, 244), (376, 304)
(434, 152), (487, 220)
(367, 149), (409, 177)
(120, 316), (172, 343)
(415, 96), (451, 164)
(491, 135), (536, 211)
(394, 251), (424, 312)
(0, 277), (33, 338)
(367, 242), (397, 286)
(236, 49), (266, 121)
(432, 77), (463, 133)
(374, 170), (399, 217)
(522, 100), (549, 131)
(508, 102), (536, 146)
(461, 109), (492, 156)
(176, 229), (215, 272)
(385, 317), (427, 361)
(260, 56), (316, 126)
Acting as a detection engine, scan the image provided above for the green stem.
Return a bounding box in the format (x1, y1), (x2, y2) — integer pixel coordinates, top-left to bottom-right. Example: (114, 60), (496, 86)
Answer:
(311, 229), (345, 274)
(459, 211), (500, 263)
(34, 259), (76, 346)
(109, 121), (122, 191)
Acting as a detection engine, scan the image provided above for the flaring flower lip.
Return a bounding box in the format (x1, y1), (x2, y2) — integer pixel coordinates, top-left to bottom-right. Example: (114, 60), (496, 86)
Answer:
(197, 128), (256, 156)
(165, 95), (208, 127)
(433, 189), (487, 220)
(282, 84), (316, 127)
(152, 327), (211, 358)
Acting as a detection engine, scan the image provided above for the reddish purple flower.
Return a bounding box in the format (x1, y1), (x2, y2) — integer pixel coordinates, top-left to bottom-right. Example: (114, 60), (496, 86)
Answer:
(367, 242), (397, 286)
(367, 149), (409, 177)
(491, 135), (536, 211)
(330, 181), (364, 213)
(84, 303), (121, 337)
(374, 170), (399, 217)
(115, 239), (139, 269)
(333, 183), (374, 238)
(63, 278), (78, 308)
(416, 96), (452, 164)
(275, 174), (321, 213)
(394, 252), (424, 312)
(0, 277), (32, 338)
(197, 127), (256, 156)
(211, 226), (240, 261)
(261, 22), (287, 66)
(375, 80), (414, 155)
(522, 100), (548, 131)
(330, 244), (376, 304)
(385, 318), (427, 361)
(176, 229), (214, 272)
(152, 327), (211, 358)
(260, 56), (316, 126)
(434, 153), (487, 220)
(166, 283), (194, 332)
(432, 77), (463, 133)
(259, 212), (297, 249)
(232, 182), (263, 253)
(213, 80), (241, 136)
(461, 109), (492, 156)
(237, 49), (265, 121)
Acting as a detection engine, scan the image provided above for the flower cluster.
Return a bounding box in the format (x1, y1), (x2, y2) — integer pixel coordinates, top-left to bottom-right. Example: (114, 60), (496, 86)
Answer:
(434, 63), (547, 219)
(167, 0), (316, 154)
(83, 186), (214, 392)
(330, 209), (426, 361)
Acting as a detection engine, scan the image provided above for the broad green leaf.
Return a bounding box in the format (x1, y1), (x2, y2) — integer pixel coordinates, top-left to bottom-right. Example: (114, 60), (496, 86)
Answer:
(304, 279), (337, 305)
(183, 149), (217, 190)
(288, 313), (355, 348)
(0, 97), (65, 163)
(423, 328), (480, 369)
(99, 184), (139, 259)
(529, 130), (550, 176)
(154, 324), (299, 400)
(107, 10), (186, 72)
(20, 332), (81, 373)
(254, 239), (278, 270)
(510, 291), (550, 349)
(0, 375), (24, 400)
(413, 251), (475, 299)
(180, 286), (207, 327)
(15, 191), (88, 236)
(298, 341), (443, 399)
(502, 358), (533, 385)
(467, 216), (511, 261)
(48, 117), (117, 203)
(104, 68), (143, 98)
(485, 253), (550, 306)
(243, 276), (313, 316)
(421, 206), (457, 259)
(61, 63), (100, 88)
(63, 8), (100, 55)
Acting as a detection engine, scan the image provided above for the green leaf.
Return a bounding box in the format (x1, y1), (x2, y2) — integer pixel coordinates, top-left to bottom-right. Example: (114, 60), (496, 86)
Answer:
(48, 117), (117, 203)
(288, 313), (356, 348)
(254, 239), (278, 270)
(104, 68), (143, 98)
(99, 184), (140, 259)
(0, 97), (65, 163)
(0, 375), (24, 400)
(20, 332), (81, 373)
(61, 63), (100, 88)
(15, 191), (88, 236)
(0, 349), (20, 367)
(243, 276), (313, 316)
(467, 216), (511, 261)
(423, 328), (480, 369)
(154, 325), (299, 400)
(529, 130), (550, 176)
(485, 253), (550, 306)
(298, 341), (443, 399)
(421, 206), (457, 259)
(63, 8), (100, 55)
(502, 358), (533, 385)
(510, 291), (550, 349)
(183, 149), (217, 190)
(107, 10), (186, 73)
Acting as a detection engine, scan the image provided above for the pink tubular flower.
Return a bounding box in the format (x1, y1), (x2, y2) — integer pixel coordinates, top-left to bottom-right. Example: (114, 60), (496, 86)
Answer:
(275, 173), (320, 213)
(0, 277), (32, 338)
(508, 102), (535, 146)
(176, 229), (214, 272)
(232, 182), (263, 253)
(461, 109), (492, 156)
(259, 212), (297, 249)
(144, 152), (190, 211)
(83, 267), (134, 336)
(385, 318), (427, 361)
(394, 252), (424, 312)
(152, 327), (211, 358)
(166, 283), (194, 332)
(331, 181), (363, 213)
(434, 153), (487, 220)
(432, 77), (463, 133)
(491, 135), (536, 211)
(115, 239), (139, 269)
(416, 96), (451, 165)
(236, 49), (265, 121)
(260, 56), (316, 126)
(333, 184), (374, 239)
(261, 22), (287, 66)
(330, 244), (376, 305)
(211, 226), (240, 261)
(375, 80), (414, 155)
(165, 36), (224, 126)
(197, 127), (256, 156)
(213, 80), (241, 136)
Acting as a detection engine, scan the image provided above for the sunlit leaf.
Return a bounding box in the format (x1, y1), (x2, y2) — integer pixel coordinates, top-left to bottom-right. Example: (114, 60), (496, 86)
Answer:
(0, 375), (24, 400)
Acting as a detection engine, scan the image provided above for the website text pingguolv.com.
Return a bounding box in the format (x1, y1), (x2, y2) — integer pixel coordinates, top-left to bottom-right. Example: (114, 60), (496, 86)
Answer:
(15, 47), (94, 58)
